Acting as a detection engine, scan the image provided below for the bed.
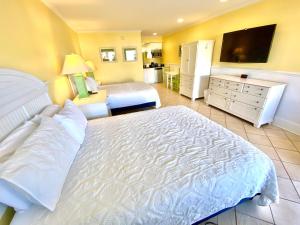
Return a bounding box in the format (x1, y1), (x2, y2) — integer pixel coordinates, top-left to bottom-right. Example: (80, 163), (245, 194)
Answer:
(99, 82), (161, 113)
(0, 69), (279, 225)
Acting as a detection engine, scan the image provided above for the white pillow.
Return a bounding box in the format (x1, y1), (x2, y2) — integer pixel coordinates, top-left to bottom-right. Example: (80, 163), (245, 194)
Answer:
(53, 114), (85, 144)
(0, 117), (80, 211)
(0, 121), (39, 211)
(31, 104), (62, 124)
(85, 77), (99, 93)
(40, 104), (62, 117)
(0, 180), (32, 211)
(60, 99), (87, 131)
(0, 121), (37, 162)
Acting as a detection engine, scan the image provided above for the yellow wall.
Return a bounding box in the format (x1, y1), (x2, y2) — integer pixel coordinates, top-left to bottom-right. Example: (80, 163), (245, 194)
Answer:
(78, 32), (143, 84)
(0, 0), (81, 105)
(142, 36), (163, 45)
(163, 0), (300, 73)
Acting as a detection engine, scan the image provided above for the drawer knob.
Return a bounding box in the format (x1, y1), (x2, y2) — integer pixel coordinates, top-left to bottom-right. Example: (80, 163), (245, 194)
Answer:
(245, 91), (249, 93)
(260, 88), (263, 91)
(235, 88), (238, 90)
(256, 101), (259, 103)
(259, 93), (262, 96)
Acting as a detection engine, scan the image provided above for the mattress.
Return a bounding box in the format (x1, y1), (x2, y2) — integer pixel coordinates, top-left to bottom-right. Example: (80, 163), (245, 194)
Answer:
(101, 82), (161, 109)
(11, 106), (279, 225)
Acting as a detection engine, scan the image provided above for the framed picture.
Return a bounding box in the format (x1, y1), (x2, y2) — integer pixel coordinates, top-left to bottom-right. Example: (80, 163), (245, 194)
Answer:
(123, 47), (137, 62)
(100, 48), (117, 62)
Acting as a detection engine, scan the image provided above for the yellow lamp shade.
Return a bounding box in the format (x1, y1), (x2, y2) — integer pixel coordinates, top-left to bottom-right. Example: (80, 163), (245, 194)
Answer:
(85, 60), (96, 72)
(61, 54), (89, 75)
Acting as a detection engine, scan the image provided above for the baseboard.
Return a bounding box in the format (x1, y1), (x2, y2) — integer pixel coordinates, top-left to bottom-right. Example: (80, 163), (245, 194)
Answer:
(273, 116), (300, 135)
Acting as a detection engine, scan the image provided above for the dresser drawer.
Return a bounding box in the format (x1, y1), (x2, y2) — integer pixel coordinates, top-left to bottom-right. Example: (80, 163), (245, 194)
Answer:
(180, 85), (193, 97)
(181, 74), (194, 82)
(209, 86), (231, 98)
(231, 92), (265, 108)
(181, 79), (193, 89)
(207, 92), (228, 110)
(224, 81), (244, 92)
(243, 84), (269, 97)
(229, 100), (261, 122)
(210, 78), (225, 87)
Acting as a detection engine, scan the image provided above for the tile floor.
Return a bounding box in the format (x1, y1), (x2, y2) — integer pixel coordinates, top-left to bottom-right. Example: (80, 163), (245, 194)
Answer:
(153, 83), (300, 225)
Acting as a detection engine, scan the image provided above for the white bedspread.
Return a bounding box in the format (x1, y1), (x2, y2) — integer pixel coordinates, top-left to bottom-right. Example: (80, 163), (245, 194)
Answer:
(11, 106), (279, 225)
(101, 82), (161, 109)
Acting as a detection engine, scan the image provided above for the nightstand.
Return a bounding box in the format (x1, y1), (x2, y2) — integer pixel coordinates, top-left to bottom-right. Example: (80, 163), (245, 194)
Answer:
(73, 90), (110, 119)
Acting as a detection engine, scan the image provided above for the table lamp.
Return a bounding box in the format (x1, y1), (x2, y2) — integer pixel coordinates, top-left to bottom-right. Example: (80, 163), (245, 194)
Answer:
(85, 60), (96, 79)
(62, 54), (90, 98)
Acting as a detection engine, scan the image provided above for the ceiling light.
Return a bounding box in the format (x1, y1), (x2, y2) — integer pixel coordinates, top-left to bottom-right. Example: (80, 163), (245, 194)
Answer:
(153, 32), (157, 36)
(220, 0), (228, 2)
(177, 18), (184, 23)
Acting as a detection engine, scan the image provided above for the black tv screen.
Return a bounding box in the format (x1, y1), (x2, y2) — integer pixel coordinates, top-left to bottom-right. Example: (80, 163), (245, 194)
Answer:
(220, 24), (276, 63)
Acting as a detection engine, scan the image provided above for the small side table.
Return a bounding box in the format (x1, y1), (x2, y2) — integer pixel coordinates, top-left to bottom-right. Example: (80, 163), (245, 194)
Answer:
(73, 90), (110, 120)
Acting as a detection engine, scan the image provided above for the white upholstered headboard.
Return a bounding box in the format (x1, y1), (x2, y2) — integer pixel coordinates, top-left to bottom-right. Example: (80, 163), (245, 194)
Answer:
(0, 69), (52, 141)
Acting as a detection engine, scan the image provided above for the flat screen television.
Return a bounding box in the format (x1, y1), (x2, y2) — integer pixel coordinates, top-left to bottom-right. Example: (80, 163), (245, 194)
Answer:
(220, 24), (276, 63)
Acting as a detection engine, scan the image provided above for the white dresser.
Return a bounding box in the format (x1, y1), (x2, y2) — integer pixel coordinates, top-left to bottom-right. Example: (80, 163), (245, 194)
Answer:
(207, 75), (286, 127)
(180, 40), (214, 100)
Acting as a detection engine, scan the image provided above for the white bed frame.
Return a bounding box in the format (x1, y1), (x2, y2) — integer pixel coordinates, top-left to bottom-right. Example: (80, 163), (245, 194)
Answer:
(0, 69), (52, 142)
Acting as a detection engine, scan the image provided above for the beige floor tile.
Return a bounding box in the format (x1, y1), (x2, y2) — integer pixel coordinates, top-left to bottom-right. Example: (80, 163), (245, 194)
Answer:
(264, 129), (287, 138)
(198, 110), (210, 118)
(226, 122), (245, 131)
(218, 208), (236, 225)
(277, 177), (300, 202)
(293, 141), (300, 151)
(197, 106), (211, 117)
(226, 114), (244, 123)
(210, 115), (226, 126)
(262, 124), (282, 130)
(283, 162), (300, 181)
(254, 144), (279, 160)
(269, 137), (296, 151)
(276, 149), (300, 164)
(211, 108), (226, 117)
(236, 200), (273, 223)
(285, 131), (300, 142)
(244, 124), (266, 136)
(228, 128), (248, 140)
(272, 160), (289, 178)
(236, 212), (272, 225)
(247, 134), (272, 146)
(270, 198), (300, 225)
(293, 181), (300, 196)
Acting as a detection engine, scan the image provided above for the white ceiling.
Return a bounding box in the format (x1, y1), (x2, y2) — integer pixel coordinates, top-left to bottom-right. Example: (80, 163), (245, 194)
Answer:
(42, 0), (259, 36)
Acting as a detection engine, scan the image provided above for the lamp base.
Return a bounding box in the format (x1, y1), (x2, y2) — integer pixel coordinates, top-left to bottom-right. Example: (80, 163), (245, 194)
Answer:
(73, 73), (89, 98)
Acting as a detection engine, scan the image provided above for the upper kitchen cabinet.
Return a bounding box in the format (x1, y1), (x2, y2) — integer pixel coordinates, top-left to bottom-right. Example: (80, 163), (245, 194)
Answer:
(142, 42), (162, 59)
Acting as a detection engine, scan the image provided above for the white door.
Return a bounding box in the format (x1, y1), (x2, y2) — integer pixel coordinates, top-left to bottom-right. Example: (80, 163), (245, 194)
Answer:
(180, 45), (190, 74)
(188, 42), (197, 75)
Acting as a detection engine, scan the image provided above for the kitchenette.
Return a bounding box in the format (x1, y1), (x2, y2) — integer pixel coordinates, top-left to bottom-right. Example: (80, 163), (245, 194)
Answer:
(142, 41), (164, 84)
